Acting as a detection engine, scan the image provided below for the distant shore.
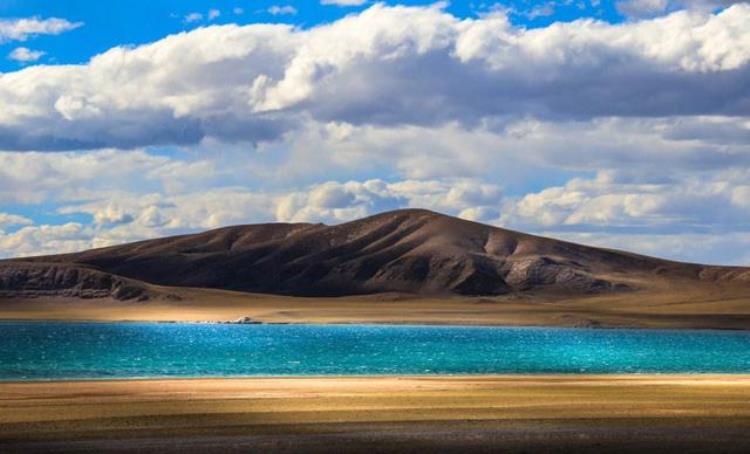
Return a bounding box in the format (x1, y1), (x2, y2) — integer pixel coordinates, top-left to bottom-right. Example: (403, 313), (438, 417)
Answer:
(1, 282), (750, 330)
(2, 375), (749, 453)
(2, 317), (750, 334)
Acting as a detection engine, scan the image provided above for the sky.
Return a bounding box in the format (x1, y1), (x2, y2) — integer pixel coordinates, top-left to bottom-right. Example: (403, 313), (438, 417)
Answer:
(0, 0), (749, 265)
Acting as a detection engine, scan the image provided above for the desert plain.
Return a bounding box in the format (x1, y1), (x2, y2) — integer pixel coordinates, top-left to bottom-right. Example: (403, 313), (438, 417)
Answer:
(0, 375), (749, 453)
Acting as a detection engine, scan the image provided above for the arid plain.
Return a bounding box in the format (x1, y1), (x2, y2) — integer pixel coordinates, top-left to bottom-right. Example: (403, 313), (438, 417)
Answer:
(2, 375), (750, 453)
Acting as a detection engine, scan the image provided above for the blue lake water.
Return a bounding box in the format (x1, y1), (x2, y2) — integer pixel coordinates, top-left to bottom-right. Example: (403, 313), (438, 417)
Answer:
(0, 322), (749, 380)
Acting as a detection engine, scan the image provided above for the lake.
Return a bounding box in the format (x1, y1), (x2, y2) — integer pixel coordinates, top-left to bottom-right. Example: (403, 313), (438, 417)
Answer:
(1, 322), (749, 380)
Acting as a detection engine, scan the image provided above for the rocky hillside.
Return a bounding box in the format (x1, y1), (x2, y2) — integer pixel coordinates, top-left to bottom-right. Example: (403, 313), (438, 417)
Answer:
(1, 209), (748, 299)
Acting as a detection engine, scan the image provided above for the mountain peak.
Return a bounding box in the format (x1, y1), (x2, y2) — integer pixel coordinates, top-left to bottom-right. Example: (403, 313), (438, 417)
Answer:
(1, 209), (748, 300)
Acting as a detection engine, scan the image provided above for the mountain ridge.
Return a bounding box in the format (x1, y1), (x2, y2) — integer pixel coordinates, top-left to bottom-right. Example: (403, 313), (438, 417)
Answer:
(1, 209), (748, 301)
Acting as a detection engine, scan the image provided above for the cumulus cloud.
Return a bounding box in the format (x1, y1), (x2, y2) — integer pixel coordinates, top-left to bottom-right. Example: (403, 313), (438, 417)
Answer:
(0, 178), (387, 257)
(8, 47), (45, 63)
(617, 0), (750, 18)
(275, 178), (501, 223)
(4, 109), (747, 255)
(183, 12), (204, 23)
(91, 203), (135, 225)
(244, 115), (750, 188)
(51, 176), (500, 234)
(551, 231), (750, 265)
(182, 9), (224, 24)
(525, 3), (557, 19)
(0, 167), (504, 258)
(0, 222), (92, 257)
(0, 223), (92, 258)
(1, 4), (750, 150)
(0, 213), (33, 229)
(0, 16), (82, 43)
(267, 5), (298, 15)
(0, 140), (748, 265)
(617, 0), (671, 17)
(5, 161), (746, 265)
(500, 169), (750, 233)
(0, 148), (225, 206)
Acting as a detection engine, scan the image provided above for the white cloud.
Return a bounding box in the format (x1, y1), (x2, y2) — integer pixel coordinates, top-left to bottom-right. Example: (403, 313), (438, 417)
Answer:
(617, 0), (750, 18)
(0, 149), (208, 204)
(7, 47), (45, 63)
(91, 203), (134, 225)
(0, 223), (92, 258)
(275, 178), (501, 223)
(500, 169), (750, 232)
(526, 3), (557, 19)
(183, 12), (203, 23)
(50, 176), (499, 233)
(2, 164), (748, 265)
(0, 141), (748, 265)
(0, 169), (504, 257)
(233, 7), (245, 15)
(0, 17), (82, 43)
(548, 231), (750, 266)
(1, 4), (750, 151)
(0, 213), (32, 229)
(617, 0), (670, 17)
(184, 9), (222, 23)
(267, 5), (298, 15)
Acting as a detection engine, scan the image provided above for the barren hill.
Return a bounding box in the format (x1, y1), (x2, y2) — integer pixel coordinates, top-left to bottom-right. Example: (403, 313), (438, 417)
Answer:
(1, 209), (748, 301)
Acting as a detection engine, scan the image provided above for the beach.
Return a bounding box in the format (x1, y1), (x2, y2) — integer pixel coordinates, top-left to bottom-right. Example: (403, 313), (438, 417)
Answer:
(1, 375), (749, 452)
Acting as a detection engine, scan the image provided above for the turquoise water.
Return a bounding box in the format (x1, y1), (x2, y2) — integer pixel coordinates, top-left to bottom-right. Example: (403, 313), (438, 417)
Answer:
(0, 322), (749, 380)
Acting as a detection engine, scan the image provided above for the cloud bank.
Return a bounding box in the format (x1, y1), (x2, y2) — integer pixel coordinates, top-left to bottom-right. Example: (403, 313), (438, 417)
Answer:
(0, 4), (749, 151)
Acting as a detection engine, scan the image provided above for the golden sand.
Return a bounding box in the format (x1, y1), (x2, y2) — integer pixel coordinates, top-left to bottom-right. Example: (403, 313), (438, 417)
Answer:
(1, 375), (749, 452)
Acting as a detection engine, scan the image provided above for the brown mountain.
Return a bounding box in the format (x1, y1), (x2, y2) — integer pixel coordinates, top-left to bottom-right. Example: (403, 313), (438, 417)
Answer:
(0, 209), (748, 301)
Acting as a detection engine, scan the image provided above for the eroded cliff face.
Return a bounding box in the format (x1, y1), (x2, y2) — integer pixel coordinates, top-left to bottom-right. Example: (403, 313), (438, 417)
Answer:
(0, 263), (150, 300)
(0, 209), (746, 299)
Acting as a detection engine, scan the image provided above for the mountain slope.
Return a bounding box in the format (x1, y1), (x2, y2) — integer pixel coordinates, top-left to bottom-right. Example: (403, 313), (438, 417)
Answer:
(1, 209), (748, 300)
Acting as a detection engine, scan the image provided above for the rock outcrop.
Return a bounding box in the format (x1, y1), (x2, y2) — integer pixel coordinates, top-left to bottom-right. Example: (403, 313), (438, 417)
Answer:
(0, 262), (150, 300)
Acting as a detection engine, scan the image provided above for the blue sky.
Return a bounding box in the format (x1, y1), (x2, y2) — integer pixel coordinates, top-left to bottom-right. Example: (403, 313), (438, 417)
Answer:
(0, 0), (749, 264)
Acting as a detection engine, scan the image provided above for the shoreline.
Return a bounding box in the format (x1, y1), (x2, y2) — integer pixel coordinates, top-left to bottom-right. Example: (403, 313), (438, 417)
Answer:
(2, 284), (750, 331)
(3, 317), (750, 332)
(4, 372), (750, 385)
(2, 372), (750, 384)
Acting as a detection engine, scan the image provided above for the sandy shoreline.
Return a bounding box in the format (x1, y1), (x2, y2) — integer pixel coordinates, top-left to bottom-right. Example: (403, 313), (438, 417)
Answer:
(2, 282), (750, 330)
(2, 375), (750, 452)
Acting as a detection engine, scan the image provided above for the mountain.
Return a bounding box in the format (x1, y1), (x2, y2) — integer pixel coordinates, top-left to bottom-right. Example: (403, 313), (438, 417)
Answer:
(0, 209), (748, 301)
